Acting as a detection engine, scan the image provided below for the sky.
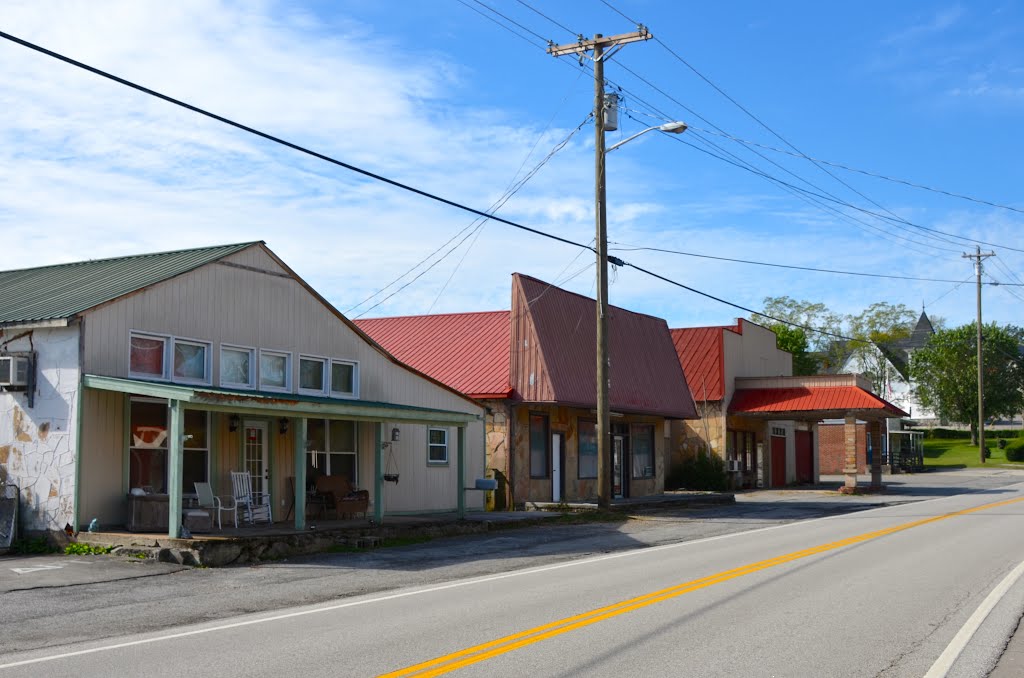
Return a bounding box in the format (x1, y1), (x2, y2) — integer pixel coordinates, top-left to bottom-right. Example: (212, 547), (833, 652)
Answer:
(1, 1), (1022, 335)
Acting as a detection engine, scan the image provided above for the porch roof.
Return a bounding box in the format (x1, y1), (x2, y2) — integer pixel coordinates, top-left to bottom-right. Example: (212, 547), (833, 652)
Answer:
(82, 374), (482, 425)
(728, 385), (908, 420)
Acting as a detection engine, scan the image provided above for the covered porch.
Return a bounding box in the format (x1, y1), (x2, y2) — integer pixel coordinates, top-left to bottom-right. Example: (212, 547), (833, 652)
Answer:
(728, 375), (908, 491)
(78, 375), (484, 539)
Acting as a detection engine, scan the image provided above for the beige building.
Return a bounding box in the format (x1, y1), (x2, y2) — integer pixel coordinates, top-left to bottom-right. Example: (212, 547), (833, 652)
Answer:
(0, 242), (485, 538)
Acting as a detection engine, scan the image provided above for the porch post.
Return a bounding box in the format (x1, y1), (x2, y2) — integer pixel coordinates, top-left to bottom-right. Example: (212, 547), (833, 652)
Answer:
(293, 417), (307, 530)
(457, 425), (466, 520)
(167, 399), (184, 538)
(841, 414), (859, 493)
(374, 422), (384, 524)
(869, 419), (883, 490)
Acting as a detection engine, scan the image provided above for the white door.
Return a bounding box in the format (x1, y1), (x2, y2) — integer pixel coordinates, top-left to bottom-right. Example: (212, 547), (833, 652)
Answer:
(243, 421), (269, 499)
(552, 433), (562, 502)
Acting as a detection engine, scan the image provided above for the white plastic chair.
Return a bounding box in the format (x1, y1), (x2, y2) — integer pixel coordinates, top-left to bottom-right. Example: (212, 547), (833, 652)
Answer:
(194, 481), (236, 529)
(230, 471), (272, 525)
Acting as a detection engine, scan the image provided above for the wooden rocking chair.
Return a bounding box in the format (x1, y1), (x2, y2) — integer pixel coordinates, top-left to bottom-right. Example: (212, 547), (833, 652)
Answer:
(230, 471), (272, 525)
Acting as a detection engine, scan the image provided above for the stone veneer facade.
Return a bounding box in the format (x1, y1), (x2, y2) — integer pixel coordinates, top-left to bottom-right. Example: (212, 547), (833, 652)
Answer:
(0, 325), (81, 533)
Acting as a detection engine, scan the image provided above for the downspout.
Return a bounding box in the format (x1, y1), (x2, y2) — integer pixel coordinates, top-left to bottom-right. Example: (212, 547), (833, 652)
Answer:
(72, 318), (85, 533)
(506, 401), (516, 509)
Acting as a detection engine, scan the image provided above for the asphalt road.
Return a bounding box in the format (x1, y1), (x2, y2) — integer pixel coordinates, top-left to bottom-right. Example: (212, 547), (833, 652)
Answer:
(2, 469), (1023, 677)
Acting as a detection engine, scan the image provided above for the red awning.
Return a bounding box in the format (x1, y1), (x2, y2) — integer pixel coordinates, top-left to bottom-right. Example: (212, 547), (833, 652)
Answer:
(729, 386), (907, 418)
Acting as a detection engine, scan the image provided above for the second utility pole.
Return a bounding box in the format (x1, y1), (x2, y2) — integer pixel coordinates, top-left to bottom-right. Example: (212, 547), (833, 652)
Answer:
(548, 28), (652, 508)
(963, 245), (995, 464)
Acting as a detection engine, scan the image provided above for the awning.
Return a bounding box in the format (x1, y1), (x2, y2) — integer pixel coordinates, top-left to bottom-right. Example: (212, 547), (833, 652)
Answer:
(83, 374), (482, 425)
(728, 385), (908, 420)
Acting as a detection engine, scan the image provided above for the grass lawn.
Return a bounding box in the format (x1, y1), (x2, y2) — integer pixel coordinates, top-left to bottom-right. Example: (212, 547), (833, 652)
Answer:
(923, 437), (1024, 469)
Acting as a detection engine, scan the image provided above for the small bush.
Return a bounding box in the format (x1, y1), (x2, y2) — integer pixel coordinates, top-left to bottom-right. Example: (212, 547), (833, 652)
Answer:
(64, 543), (113, 556)
(1006, 442), (1024, 462)
(667, 452), (727, 492)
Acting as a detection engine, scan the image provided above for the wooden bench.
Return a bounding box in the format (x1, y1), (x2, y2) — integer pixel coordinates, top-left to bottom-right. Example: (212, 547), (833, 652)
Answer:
(314, 475), (369, 519)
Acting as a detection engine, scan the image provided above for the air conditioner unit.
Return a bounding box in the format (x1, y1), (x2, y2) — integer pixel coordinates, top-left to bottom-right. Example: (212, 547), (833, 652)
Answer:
(726, 459), (742, 472)
(0, 356), (30, 388)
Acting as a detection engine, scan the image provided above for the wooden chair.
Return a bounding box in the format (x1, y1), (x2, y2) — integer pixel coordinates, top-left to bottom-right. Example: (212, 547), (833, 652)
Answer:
(230, 471), (272, 525)
(314, 475), (369, 519)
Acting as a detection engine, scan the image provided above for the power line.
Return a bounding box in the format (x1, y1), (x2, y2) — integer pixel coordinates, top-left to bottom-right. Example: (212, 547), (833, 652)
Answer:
(0, 29), (594, 254)
(687, 126), (1024, 215)
(513, 0), (578, 38)
(608, 242), (1023, 285)
(456, 0), (549, 49)
(464, 0), (551, 44)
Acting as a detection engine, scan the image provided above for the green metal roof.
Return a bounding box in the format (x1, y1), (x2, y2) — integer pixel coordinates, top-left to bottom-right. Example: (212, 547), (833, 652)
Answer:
(0, 242), (261, 326)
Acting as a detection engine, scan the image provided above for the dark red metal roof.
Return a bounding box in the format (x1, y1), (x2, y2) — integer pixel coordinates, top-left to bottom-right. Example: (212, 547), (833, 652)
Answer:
(355, 311), (512, 399)
(671, 326), (725, 401)
(729, 386), (908, 417)
(512, 274), (697, 419)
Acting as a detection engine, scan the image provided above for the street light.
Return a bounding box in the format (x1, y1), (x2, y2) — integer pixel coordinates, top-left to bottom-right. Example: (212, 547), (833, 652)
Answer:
(606, 121), (688, 153)
(595, 115), (686, 508)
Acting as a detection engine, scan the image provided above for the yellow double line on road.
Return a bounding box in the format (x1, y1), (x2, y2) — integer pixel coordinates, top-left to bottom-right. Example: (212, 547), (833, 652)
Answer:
(382, 495), (1024, 677)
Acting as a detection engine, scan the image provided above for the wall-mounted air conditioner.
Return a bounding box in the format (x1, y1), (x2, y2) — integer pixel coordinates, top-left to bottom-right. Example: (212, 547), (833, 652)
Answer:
(0, 356), (30, 388)
(726, 459), (742, 472)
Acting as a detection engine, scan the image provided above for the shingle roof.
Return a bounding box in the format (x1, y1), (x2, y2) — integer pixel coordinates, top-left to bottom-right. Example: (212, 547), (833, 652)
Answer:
(355, 311), (512, 399)
(513, 274), (697, 419)
(729, 386), (907, 417)
(0, 242), (260, 326)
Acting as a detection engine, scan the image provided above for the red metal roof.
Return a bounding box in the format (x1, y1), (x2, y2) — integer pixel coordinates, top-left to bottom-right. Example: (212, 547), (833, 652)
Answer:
(513, 274), (697, 419)
(729, 386), (908, 417)
(670, 326), (725, 401)
(355, 311), (512, 399)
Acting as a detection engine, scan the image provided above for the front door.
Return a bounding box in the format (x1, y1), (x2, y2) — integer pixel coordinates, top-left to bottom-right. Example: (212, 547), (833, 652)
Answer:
(243, 421), (270, 499)
(612, 435), (626, 499)
(770, 435), (786, 488)
(551, 432), (563, 502)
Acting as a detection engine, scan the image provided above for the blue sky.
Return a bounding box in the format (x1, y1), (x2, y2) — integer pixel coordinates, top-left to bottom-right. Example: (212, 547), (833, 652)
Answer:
(1, 1), (1021, 334)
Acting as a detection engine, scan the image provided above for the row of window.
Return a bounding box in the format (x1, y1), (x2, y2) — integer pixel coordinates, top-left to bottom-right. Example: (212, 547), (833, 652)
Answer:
(129, 331), (358, 398)
(528, 415), (655, 480)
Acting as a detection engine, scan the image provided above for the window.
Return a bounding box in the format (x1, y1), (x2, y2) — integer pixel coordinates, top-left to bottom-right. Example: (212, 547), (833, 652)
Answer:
(299, 356), (327, 393)
(129, 399), (208, 495)
(173, 338), (211, 384)
(428, 428), (448, 464)
(306, 419), (358, 488)
(221, 346), (255, 388)
(331, 360), (358, 398)
(578, 419), (597, 478)
(129, 333), (168, 379)
(529, 413), (549, 478)
(259, 350), (291, 391)
(631, 424), (655, 479)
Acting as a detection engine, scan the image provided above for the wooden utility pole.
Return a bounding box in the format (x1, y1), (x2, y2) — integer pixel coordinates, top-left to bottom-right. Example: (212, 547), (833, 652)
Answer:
(548, 28), (652, 508)
(963, 245), (995, 463)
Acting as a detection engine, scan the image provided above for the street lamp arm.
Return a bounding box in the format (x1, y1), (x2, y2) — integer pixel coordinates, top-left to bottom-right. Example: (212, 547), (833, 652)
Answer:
(605, 121), (687, 153)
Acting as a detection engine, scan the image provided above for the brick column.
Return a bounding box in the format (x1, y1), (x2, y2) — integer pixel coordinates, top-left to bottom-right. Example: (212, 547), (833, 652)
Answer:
(842, 414), (858, 492)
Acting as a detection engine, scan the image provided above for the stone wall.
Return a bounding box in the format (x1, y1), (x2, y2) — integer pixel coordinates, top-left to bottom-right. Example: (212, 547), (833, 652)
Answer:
(0, 326), (80, 533)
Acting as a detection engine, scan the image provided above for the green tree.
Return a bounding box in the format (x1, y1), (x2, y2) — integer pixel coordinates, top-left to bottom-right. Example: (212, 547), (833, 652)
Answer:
(751, 296), (843, 354)
(769, 324), (819, 375)
(846, 302), (916, 395)
(911, 323), (1024, 446)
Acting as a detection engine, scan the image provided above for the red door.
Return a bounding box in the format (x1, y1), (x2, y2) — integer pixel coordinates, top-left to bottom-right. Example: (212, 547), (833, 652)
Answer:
(770, 436), (786, 487)
(795, 430), (813, 484)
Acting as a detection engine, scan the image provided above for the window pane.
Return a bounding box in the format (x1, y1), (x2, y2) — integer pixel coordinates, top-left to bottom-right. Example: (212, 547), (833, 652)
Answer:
(184, 410), (208, 449)
(306, 452), (328, 490)
(183, 449), (207, 494)
(429, 429), (447, 446)
(130, 336), (165, 377)
(221, 348), (251, 385)
(578, 419), (597, 478)
(300, 358), (325, 391)
(329, 420), (355, 452)
(260, 353), (287, 388)
(631, 425), (654, 478)
(307, 418), (326, 452)
(330, 453), (357, 482)
(530, 414), (548, 477)
(331, 362), (354, 394)
(174, 342), (207, 381)
(130, 400), (168, 493)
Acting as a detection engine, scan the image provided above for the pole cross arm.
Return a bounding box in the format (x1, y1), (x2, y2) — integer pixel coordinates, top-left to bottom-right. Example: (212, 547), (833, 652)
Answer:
(547, 28), (652, 57)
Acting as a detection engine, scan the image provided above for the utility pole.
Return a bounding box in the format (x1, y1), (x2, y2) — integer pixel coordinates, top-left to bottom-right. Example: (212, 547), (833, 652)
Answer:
(548, 28), (652, 508)
(963, 245), (995, 464)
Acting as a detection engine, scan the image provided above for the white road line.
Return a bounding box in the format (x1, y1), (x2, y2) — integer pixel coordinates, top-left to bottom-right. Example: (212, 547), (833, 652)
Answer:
(924, 558), (1024, 678)
(0, 491), (990, 670)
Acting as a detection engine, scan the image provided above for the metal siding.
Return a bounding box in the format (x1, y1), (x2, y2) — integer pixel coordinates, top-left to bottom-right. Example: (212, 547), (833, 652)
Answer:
(78, 389), (126, 526)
